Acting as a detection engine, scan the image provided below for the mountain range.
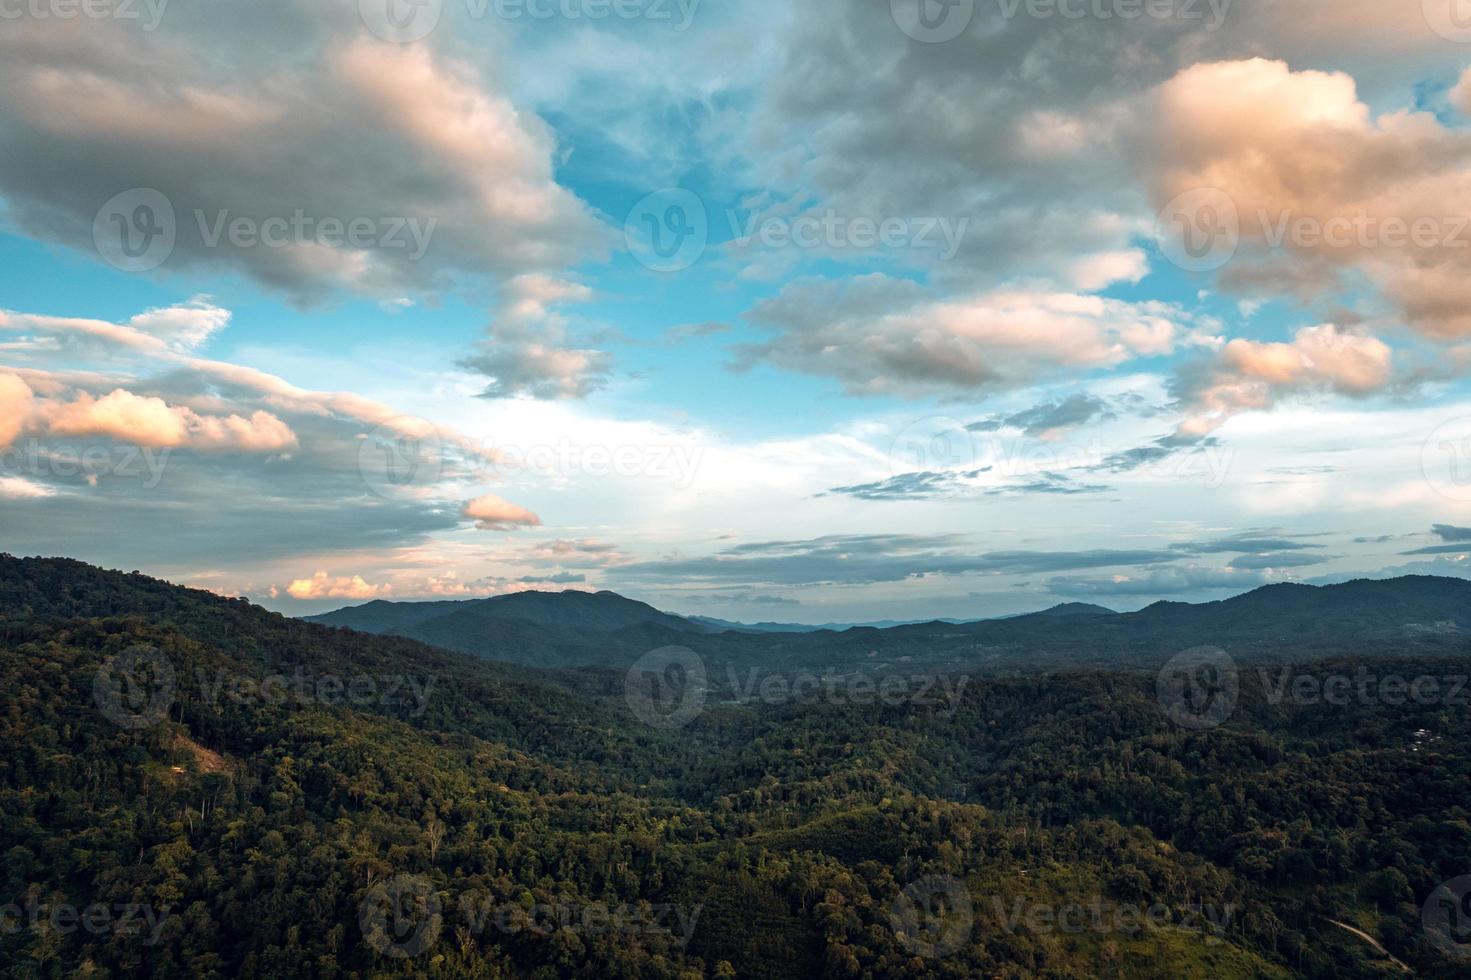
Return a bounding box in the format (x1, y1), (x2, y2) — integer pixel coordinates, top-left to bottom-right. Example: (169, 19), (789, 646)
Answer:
(305, 575), (1471, 676)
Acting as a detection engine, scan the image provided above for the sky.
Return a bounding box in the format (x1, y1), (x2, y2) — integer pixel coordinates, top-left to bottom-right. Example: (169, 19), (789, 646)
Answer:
(4, 0), (1471, 620)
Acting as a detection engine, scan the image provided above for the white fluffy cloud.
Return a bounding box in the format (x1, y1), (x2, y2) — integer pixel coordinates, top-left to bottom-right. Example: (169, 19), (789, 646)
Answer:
(742, 275), (1194, 397)
(286, 571), (389, 601)
(462, 493), (543, 531)
(1142, 58), (1471, 338)
(0, 372), (298, 453)
(1173, 323), (1393, 437)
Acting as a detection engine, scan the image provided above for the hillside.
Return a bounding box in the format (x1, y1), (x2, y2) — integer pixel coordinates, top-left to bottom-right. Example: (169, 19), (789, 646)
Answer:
(2, 556), (1469, 977)
(306, 574), (1471, 675)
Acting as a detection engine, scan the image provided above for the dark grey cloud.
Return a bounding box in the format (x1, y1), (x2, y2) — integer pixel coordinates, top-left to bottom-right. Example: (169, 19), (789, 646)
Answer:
(820, 467), (991, 501)
(612, 533), (1178, 587)
(1433, 524), (1471, 542)
(1227, 552), (1334, 571)
(751, 0), (1449, 292)
(518, 572), (587, 585)
(1400, 544), (1471, 557)
(1091, 435), (1223, 474)
(967, 393), (1115, 438)
(987, 473), (1114, 497)
(461, 346), (613, 401)
(1048, 565), (1275, 598)
(824, 466), (1114, 501)
(1174, 533), (1320, 555)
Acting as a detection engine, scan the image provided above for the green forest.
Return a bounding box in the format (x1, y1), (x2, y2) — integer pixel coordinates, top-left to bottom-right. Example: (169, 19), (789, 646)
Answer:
(1, 556), (1468, 978)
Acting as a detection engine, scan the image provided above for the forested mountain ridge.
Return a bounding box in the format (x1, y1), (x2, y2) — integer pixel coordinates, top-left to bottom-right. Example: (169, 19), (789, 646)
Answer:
(1, 554), (1469, 977)
(305, 573), (1471, 674)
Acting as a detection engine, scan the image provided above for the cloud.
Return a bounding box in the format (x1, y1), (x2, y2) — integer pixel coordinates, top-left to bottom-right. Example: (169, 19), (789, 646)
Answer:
(1048, 565), (1277, 597)
(823, 468), (1111, 502)
(1226, 552), (1333, 571)
(1092, 435), (1221, 474)
(1175, 533), (1320, 555)
(1433, 524), (1471, 542)
(0, 297), (229, 357)
(520, 539), (628, 566)
(0, 19), (604, 301)
(0, 372), (298, 453)
(460, 274), (613, 399)
(1398, 545), (1471, 557)
(462, 493), (542, 531)
(614, 533), (1178, 586)
(42, 388), (298, 452)
(1141, 58), (1471, 338)
(821, 468), (990, 501)
(285, 571), (389, 601)
(0, 476), (54, 500)
(967, 393), (1116, 439)
(518, 572), (586, 585)
(1171, 323), (1392, 437)
(738, 275), (1188, 398)
(0, 372), (33, 448)
(663, 321), (732, 345)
